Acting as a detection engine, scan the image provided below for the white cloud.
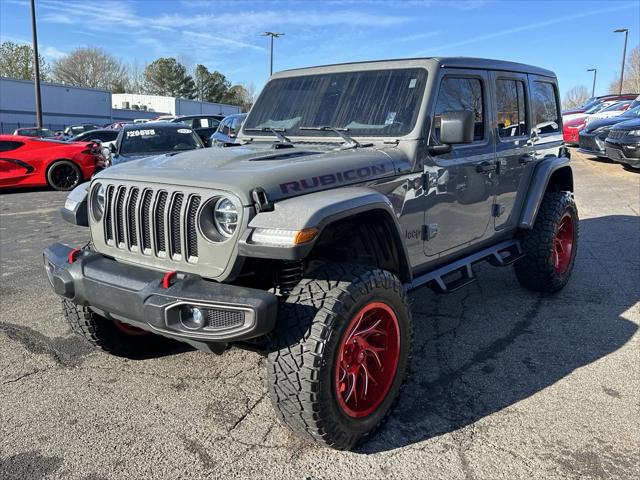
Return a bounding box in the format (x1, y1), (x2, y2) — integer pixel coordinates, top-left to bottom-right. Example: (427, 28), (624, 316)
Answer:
(41, 45), (66, 60)
(412, 3), (638, 55)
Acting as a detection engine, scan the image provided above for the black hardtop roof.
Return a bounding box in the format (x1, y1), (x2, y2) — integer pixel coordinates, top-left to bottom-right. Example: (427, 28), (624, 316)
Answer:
(280, 56), (556, 78)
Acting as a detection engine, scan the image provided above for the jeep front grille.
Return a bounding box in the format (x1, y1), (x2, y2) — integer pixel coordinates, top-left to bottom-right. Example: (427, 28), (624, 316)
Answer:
(102, 185), (201, 262)
(608, 130), (626, 139)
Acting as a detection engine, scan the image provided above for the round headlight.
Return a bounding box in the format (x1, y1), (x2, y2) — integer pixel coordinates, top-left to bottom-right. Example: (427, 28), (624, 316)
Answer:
(91, 183), (106, 221)
(213, 197), (238, 237)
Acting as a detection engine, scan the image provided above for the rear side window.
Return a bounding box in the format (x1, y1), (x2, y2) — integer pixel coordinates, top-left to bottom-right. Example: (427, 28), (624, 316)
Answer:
(433, 77), (485, 142)
(0, 141), (23, 152)
(496, 79), (527, 138)
(531, 81), (560, 134)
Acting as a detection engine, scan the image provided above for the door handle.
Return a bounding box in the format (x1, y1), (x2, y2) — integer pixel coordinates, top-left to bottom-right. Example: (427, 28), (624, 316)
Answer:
(476, 161), (496, 173)
(519, 154), (535, 164)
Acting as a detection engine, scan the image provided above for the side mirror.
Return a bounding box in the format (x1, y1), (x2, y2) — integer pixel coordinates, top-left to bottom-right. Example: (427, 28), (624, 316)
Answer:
(109, 143), (117, 153)
(440, 110), (475, 144)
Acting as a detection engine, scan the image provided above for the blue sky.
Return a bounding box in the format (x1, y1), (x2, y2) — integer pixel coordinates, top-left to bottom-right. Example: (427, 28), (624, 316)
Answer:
(1, 0), (638, 98)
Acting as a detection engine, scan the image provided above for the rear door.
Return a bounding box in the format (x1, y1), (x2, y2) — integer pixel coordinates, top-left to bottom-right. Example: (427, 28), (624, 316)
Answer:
(423, 69), (497, 257)
(490, 71), (536, 230)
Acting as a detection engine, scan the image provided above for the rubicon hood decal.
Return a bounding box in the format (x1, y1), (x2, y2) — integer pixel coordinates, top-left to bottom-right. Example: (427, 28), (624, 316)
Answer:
(280, 164), (387, 194)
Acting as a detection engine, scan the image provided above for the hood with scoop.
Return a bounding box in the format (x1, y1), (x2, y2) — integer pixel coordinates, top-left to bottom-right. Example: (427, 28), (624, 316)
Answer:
(94, 142), (402, 205)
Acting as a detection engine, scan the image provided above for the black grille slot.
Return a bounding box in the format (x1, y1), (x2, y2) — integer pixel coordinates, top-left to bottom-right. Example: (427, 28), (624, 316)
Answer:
(206, 309), (245, 330)
(127, 188), (139, 247)
(186, 196), (201, 259)
(155, 191), (168, 253)
(104, 185), (114, 242)
(170, 193), (183, 257)
(115, 186), (126, 245)
(141, 190), (153, 251)
(101, 185), (201, 263)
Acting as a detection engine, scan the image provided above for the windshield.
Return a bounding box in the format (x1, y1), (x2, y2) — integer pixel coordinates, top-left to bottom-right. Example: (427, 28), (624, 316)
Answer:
(585, 102), (612, 114)
(244, 68), (427, 138)
(601, 101), (627, 112)
(622, 106), (640, 118)
(120, 127), (203, 155)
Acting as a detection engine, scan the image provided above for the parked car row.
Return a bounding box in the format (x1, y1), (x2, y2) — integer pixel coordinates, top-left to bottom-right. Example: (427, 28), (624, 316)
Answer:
(561, 93), (640, 171)
(578, 106), (640, 170)
(1, 112), (247, 191)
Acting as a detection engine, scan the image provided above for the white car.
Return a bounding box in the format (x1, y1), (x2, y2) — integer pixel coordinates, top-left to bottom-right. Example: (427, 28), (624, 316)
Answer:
(585, 100), (632, 125)
(562, 100), (619, 124)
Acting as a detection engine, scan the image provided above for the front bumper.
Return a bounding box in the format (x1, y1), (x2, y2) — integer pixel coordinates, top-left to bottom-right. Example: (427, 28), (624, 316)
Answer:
(43, 243), (278, 348)
(578, 131), (607, 157)
(604, 139), (640, 168)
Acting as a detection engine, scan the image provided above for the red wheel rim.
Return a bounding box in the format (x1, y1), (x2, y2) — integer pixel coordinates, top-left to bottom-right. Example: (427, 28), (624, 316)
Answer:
(553, 213), (574, 274)
(335, 302), (401, 418)
(113, 320), (149, 336)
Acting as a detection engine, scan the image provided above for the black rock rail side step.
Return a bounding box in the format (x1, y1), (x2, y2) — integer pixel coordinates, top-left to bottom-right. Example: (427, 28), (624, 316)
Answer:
(408, 240), (523, 294)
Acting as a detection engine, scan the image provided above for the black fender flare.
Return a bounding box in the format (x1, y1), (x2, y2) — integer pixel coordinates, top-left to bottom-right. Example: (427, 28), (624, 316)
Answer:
(518, 156), (573, 230)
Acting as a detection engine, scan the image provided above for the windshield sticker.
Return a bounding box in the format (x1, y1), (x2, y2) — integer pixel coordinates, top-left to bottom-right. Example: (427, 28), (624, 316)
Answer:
(126, 129), (156, 138)
(177, 128), (193, 134)
(408, 78), (417, 89)
(384, 112), (397, 125)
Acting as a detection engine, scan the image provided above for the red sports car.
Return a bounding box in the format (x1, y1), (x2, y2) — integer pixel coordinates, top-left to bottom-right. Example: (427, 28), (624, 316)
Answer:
(0, 135), (104, 190)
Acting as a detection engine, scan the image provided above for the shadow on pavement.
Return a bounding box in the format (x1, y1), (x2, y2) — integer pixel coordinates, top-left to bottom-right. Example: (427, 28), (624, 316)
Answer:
(359, 215), (638, 453)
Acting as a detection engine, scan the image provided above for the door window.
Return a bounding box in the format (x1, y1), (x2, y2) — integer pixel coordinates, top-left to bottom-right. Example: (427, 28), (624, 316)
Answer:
(433, 77), (485, 142)
(496, 79), (527, 138)
(531, 81), (560, 134)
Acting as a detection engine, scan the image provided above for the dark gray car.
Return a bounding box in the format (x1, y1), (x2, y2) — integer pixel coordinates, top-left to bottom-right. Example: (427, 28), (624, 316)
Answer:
(210, 113), (247, 147)
(46, 57), (577, 451)
(108, 122), (204, 166)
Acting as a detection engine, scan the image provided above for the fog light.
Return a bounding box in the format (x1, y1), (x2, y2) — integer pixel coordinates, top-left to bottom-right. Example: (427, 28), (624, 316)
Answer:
(180, 306), (206, 330)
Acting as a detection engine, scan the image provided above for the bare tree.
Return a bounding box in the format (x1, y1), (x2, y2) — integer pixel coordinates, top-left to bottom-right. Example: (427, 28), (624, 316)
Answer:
(608, 45), (640, 94)
(562, 85), (590, 110)
(52, 47), (127, 91)
(0, 41), (50, 81)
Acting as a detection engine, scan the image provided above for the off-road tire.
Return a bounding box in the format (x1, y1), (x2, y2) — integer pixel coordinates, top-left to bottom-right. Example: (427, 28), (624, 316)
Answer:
(62, 300), (168, 358)
(267, 263), (413, 450)
(514, 191), (579, 292)
(46, 160), (82, 191)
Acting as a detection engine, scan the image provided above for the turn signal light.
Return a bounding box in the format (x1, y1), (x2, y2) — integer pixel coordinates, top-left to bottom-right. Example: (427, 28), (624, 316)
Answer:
(251, 227), (319, 246)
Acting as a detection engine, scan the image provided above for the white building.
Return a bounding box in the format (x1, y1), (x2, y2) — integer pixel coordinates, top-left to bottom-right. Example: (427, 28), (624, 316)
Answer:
(111, 94), (241, 117)
(0, 77), (243, 133)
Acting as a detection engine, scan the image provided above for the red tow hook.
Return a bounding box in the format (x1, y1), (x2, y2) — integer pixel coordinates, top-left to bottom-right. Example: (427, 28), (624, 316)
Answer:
(68, 248), (82, 263)
(162, 271), (177, 289)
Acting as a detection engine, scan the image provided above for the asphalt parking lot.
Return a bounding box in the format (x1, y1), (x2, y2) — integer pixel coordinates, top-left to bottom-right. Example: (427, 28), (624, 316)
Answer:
(0, 150), (638, 480)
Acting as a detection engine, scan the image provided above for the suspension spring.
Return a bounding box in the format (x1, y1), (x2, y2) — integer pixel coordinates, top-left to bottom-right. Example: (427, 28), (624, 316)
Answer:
(278, 260), (303, 295)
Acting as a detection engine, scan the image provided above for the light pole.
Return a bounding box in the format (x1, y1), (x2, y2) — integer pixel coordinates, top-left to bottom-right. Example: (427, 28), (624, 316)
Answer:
(30, 0), (43, 128)
(262, 32), (284, 76)
(614, 28), (628, 95)
(587, 68), (597, 97)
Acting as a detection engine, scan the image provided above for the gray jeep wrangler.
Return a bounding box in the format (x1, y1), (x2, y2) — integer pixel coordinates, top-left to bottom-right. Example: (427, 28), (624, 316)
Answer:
(44, 57), (577, 450)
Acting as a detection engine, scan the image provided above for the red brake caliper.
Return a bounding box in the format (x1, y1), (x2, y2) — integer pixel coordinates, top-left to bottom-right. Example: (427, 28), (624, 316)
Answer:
(335, 302), (401, 418)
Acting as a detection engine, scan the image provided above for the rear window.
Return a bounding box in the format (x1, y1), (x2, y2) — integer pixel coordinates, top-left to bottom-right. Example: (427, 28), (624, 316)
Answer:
(496, 79), (527, 138)
(120, 127), (203, 155)
(531, 81), (560, 134)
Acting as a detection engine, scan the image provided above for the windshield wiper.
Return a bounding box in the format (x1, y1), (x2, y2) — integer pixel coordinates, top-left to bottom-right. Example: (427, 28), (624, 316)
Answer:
(299, 126), (372, 149)
(244, 127), (292, 145)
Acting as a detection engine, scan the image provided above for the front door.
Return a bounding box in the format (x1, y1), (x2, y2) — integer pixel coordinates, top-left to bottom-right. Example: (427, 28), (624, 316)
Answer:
(490, 71), (536, 230)
(423, 69), (496, 257)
